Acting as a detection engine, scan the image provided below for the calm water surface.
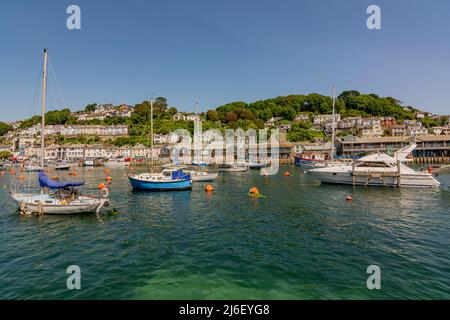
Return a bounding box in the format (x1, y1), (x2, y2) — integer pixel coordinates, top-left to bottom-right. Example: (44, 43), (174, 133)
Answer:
(0, 166), (449, 299)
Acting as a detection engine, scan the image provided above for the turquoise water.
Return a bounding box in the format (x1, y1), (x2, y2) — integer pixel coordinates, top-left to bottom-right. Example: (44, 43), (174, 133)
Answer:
(0, 166), (449, 299)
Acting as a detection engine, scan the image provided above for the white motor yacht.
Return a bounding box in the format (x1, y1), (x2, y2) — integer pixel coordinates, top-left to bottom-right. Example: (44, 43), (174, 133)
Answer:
(308, 144), (440, 188)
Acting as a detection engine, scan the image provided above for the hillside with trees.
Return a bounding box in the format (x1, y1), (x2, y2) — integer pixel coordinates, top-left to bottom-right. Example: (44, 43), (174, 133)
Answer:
(13, 91), (444, 145)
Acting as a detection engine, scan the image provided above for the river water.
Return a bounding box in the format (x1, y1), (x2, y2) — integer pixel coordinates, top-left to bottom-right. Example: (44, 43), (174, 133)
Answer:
(0, 166), (449, 299)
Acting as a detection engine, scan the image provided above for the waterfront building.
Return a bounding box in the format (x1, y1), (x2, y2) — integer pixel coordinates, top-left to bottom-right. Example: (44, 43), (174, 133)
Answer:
(432, 126), (450, 135)
(18, 124), (129, 137)
(114, 147), (132, 159)
(407, 127), (429, 136)
(338, 117), (363, 129)
(391, 125), (408, 136)
(291, 141), (332, 156)
(313, 114), (341, 126)
(361, 125), (383, 138)
(84, 144), (114, 159)
(61, 144), (85, 161)
(339, 135), (450, 158)
(59, 125), (128, 137)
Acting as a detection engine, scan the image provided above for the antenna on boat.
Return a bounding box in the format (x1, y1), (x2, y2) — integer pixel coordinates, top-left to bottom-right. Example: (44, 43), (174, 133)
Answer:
(331, 85), (336, 162)
(41, 48), (48, 171)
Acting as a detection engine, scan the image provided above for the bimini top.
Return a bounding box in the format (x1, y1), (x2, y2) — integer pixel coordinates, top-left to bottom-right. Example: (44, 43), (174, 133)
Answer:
(38, 171), (85, 189)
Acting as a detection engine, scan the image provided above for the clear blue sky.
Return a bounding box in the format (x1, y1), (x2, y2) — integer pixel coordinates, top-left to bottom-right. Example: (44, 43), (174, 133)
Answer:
(0, 0), (449, 121)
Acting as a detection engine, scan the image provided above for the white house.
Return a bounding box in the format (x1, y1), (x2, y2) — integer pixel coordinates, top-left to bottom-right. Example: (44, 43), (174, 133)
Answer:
(361, 125), (383, 138)
(407, 127), (428, 136)
(313, 114), (341, 126)
(294, 114), (310, 122)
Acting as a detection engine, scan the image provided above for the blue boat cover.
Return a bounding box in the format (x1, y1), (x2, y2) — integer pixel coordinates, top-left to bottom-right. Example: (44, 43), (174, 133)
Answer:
(38, 171), (85, 189)
(171, 169), (190, 181)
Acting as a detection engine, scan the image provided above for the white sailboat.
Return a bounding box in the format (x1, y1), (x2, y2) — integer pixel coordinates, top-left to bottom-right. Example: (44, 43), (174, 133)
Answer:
(308, 144), (440, 188)
(10, 49), (110, 215)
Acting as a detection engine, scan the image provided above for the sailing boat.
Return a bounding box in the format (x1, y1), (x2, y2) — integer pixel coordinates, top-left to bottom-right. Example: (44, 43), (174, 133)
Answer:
(10, 49), (110, 214)
(295, 86), (348, 169)
(128, 99), (193, 191)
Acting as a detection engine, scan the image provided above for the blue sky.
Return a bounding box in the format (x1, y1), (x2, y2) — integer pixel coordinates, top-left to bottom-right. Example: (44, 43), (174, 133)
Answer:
(0, 0), (449, 121)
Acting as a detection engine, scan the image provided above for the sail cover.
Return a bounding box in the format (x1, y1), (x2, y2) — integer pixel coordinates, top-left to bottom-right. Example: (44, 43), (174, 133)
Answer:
(38, 171), (85, 189)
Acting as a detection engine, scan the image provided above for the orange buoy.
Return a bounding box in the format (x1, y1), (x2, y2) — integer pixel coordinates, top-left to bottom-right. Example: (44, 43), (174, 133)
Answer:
(52, 176), (59, 180)
(249, 187), (260, 195)
(10, 170), (15, 176)
(346, 196), (353, 201)
(72, 171), (78, 177)
(204, 184), (214, 192)
(18, 175), (25, 180)
(98, 183), (106, 190)
(104, 168), (110, 173)
(106, 176), (112, 181)
(284, 171), (291, 177)
(0, 171), (5, 176)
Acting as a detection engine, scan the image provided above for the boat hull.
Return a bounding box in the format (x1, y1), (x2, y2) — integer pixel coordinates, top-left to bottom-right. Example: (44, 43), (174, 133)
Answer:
(11, 195), (104, 215)
(128, 176), (192, 191)
(294, 157), (324, 168)
(191, 172), (218, 182)
(309, 171), (440, 188)
(54, 165), (71, 170)
(247, 164), (266, 169)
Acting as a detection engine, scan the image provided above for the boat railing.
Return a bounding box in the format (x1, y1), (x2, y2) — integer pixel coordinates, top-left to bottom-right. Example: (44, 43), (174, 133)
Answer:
(9, 182), (105, 198)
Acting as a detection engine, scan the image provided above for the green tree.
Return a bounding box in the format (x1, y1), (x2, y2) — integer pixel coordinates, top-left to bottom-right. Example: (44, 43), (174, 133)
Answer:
(134, 101), (153, 121)
(206, 110), (220, 121)
(0, 122), (13, 136)
(84, 103), (97, 112)
(45, 109), (72, 125)
(225, 112), (238, 123)
(0, 150), (12, 160)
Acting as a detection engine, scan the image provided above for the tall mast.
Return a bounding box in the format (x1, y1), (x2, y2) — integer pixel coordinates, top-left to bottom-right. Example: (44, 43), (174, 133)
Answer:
(150, 99), (154, 168)
(41, 49), (48, 169)
(331, 85), (336, 162)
